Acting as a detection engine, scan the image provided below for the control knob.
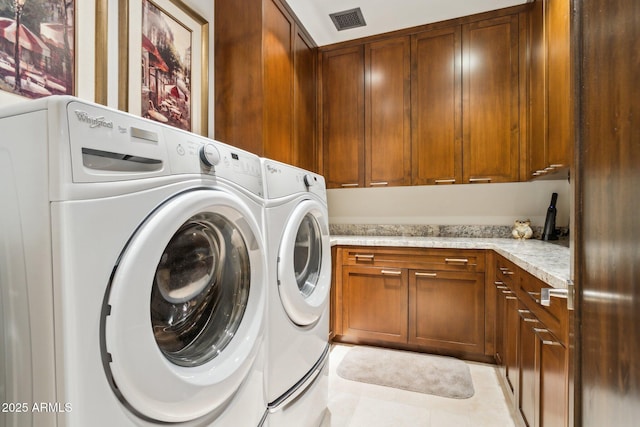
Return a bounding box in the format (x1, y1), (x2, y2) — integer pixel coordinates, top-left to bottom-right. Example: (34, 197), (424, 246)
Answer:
(303, 174), (316, 187)
(200, 143), (221, 167)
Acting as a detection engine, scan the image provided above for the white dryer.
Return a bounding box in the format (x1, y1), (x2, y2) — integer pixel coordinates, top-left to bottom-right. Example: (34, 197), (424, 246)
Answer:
(260, 159), (331, 427)
(0, 97), (268, 426)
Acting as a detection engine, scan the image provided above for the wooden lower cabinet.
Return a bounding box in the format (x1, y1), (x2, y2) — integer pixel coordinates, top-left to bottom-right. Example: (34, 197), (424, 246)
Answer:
(493, 254), (569, 427)
(341, 266), (408, 344)
(409, 270), (485, 354)
(333, 246), (489, 360)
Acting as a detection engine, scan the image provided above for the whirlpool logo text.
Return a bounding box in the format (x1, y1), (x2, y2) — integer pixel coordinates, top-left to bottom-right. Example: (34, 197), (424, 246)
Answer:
(74, 110), (114, 129)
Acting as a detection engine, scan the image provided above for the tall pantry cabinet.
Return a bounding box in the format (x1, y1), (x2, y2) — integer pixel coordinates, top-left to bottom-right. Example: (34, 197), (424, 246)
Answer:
(215, 0), (318, 171)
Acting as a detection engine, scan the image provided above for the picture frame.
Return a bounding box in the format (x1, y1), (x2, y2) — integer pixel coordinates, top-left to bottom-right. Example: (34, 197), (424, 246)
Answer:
(118, 0), (208, 135)
(0, 0), (79, 103)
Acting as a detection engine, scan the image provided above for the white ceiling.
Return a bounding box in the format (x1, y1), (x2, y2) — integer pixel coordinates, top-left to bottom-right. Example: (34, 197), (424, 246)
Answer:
(285, 0), (530, 46)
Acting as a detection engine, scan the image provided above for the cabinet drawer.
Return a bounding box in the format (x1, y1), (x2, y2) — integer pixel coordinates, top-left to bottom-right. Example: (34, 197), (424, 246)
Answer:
(517, 272), (568, 345)
(342, 247), (485, 272)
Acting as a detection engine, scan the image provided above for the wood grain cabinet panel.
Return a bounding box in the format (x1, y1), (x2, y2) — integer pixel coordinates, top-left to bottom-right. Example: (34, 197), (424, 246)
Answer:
(409, 270), (485, 354)
(411, 27), (462, 185)
(366, 37), (411, 187)
(215, 0), (318, 170)
(341, 266), (408, 344)
(321, 46), (365, 188)
(463, 15), (521, 183)
(527, 0), (573, 178)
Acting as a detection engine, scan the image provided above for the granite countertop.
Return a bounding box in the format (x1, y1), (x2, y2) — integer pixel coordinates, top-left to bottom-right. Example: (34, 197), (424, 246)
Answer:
(330, 235), (571, 289)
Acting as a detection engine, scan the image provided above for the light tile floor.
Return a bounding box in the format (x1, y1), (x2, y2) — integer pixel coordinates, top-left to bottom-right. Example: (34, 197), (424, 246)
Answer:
(320, 344), (518, 427)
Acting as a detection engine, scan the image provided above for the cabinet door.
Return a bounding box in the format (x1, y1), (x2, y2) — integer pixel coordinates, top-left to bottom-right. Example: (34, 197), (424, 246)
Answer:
(409, 270), (485, 354)
(519, 307), (540, 427)
(342, 266), (408, 344)
(546, 0), (572, 168)
(411, 27), (463, 185)
(528, 0), (548, 178)
(263, 0), (294, 163)
(322, 46), (365, 188)
(538, 329), (568, 427)
(293, 28), (317, 172)
(462, 15), (520, 183)
(365, 37), (411, 187)
(504, 288), (520, 396)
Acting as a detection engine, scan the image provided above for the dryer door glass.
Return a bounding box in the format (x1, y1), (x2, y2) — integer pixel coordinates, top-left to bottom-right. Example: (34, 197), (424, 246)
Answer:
(150, 212), (250, 367)
(294, 213), (322, 298)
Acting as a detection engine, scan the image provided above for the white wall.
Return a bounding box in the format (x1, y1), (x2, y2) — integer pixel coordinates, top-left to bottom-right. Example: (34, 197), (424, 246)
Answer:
(328, 179), (571, 228)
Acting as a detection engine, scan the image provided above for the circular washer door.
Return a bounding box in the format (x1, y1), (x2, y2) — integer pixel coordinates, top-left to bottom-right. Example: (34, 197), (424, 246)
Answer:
(277, 199), (331, 326)
(103, 189), (265, 423)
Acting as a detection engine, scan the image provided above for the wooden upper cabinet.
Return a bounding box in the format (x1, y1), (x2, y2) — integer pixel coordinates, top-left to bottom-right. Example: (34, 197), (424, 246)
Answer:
(546, 0), (572, 168)
(462, 15), (521, 183)
(293, 29), (318, 172)
(366, 37), (411, 187)
(411, 27), (463, 185)
(322, 46), (366, 188)
(528, 0), (573, 178)
(264, 0), (294, 164)
(215, 0), (318, 171)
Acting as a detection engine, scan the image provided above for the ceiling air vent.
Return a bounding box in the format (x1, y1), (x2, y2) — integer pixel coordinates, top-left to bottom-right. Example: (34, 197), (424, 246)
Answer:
(329, 7), (367, 31)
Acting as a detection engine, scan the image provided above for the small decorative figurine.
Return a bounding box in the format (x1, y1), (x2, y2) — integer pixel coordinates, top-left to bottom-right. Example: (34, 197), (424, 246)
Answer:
(512, 219), (533, 240)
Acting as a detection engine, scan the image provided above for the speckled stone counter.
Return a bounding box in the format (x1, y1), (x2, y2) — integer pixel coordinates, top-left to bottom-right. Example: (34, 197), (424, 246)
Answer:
(330, 235), (570, 289)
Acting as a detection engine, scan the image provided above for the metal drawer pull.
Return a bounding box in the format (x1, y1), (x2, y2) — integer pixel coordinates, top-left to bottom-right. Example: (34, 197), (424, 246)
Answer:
(499, 267), (509, 272)
(415, 272), (437, 277)
(435, 179), (456, 184)
(369, 181), (388, 186)
(549, 164), (565, 168)
(502, 270), (515, 275)
(445, 258), (468, 263)
(469, 177), (492, 182)
(505, 296), (518, 300)
(496, 285), (508, 290)
(355, 254), (374, 260)
(381, 270), (402, 275)
(528, 291), (541, 303)
(533, 328), (563, 346)
(341, 183), (359, 187)
(518, 309), (531, 314)
(494, 281), (504, 285)
(502, 290), (514, 295)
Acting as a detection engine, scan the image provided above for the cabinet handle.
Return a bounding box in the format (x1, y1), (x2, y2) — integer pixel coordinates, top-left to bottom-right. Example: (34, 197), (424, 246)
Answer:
(535, 169), (548, 174)
(496, 285), (508, 290)
(355, 254), (374, 260)
(499, 267), (509, 271)
(369, 181), (388, 186)
(518, 309), (539, 323)
(494, 281), (505, 285)
(505, 296), (518, 300)
(549, 164), (565, 168)
(341, 183), (359, 187)
(445, 258), (468, 264)
(527, 291), (541, 304)
(435, 179), (456, 184)
(381, 269), (402, 275)
(518, 309), (530, 314)
(415, 272), (437, 277)
(533, 328), (563, 346)
(501, 270), (515, 275)
(502, 290), (513, 294)
(469, 177), (492, 183)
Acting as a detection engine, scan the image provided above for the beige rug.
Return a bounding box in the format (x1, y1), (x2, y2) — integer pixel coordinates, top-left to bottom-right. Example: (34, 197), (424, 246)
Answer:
(336, 346), (475, 399)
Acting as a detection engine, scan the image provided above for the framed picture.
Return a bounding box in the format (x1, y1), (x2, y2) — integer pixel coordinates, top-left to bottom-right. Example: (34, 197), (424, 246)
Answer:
(119, 0), (208, 135)
(0, 0), (76, 101)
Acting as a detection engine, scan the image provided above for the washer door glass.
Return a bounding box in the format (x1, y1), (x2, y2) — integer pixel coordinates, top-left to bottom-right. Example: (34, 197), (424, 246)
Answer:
(277, 199), (330, 326)
(151, 212), (250, 367)
(103, 189), (265, 423)
(293, 213), (322, 299)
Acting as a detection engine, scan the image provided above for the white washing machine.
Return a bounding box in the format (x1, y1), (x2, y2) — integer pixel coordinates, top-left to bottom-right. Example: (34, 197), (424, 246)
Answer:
(0, 97), (268, 427)
(260, 159), (331, 427)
